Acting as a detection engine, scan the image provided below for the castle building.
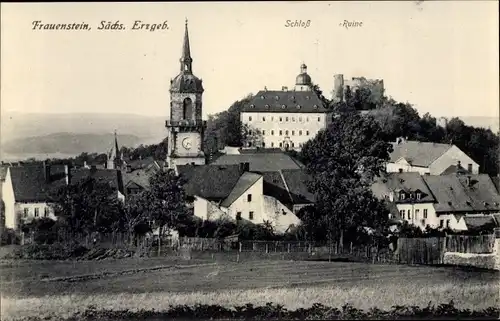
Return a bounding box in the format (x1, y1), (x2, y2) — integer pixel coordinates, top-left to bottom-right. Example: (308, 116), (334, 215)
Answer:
(165, 20), (207, 170)
(240, 64), (333, 151)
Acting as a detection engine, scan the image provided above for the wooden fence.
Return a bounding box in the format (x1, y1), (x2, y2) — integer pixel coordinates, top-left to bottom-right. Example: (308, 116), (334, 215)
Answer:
(397, 237), (446, 265)
(445, 234), (496, 254)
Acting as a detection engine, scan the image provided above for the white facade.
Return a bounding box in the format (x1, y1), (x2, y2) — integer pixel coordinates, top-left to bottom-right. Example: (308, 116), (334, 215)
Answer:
(241, 111), (333, 150)
(387, 158), (431, 175)
(191, 176), (301, 234)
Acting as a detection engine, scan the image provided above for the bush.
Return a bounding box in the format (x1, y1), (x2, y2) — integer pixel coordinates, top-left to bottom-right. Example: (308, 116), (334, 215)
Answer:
(19, 301), (500, 321)
(1, 228), (20, 245)
(5, 243), (89, 260)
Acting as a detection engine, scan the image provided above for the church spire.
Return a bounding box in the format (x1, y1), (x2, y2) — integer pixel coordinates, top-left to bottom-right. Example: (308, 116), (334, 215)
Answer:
(180, 18), (193, 73)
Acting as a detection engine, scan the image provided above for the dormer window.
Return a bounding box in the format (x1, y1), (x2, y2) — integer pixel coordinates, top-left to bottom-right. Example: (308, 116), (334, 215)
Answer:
(297, 105), (301, 109)
(264, 104), (270, 109)
(306, 96), (310, 100)
(313, 105), (318, 109)
(416, 193), (421, 200)
(250, 104), (255, 108)
(400, 193), (406, 200)
(260, 96), (265, 99)
(275, 96), (280, 100)
(281, 105), (286, 109)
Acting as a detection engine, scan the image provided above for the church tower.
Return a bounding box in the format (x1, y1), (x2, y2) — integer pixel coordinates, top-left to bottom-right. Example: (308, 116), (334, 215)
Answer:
(166, 19), (206, 170)
(106, 130), (123, 170)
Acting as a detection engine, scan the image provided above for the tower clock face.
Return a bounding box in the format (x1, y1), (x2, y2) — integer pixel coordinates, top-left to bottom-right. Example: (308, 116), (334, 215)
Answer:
(182, 137), (192, 150)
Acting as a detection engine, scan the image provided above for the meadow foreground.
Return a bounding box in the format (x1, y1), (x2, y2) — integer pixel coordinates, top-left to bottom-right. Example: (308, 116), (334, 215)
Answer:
(1, 258), (499, 320)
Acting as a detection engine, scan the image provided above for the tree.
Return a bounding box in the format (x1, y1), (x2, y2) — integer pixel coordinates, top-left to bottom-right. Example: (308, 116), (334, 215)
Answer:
(147, 169), (191, 255)
(122, 191), (153, 245)
(300, 113), (392, 248)
(49, 177), (121, 241)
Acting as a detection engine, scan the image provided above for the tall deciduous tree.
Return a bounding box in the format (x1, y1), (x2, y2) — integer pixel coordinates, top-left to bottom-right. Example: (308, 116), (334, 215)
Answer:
(147, 169), (191, 255)
(300, 113), (392, 247)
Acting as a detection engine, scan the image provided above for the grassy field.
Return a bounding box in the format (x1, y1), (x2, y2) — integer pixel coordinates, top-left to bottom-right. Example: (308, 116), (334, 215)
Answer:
(1, 256), (499, 320)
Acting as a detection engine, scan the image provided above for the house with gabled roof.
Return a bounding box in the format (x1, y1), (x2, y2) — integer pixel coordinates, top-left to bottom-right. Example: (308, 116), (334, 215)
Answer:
(386, 138), (479, 175)
(371, 172), (437, 229)
(1, 162), (124, 231)
(177, 163), (302, 234)
(373, 170), (500, 231)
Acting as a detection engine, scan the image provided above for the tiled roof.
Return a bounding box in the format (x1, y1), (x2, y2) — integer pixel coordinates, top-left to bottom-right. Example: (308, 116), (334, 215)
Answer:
(389, 141), (453, 167)
(491, 176), (500, 194)
(441, 164), (470, 176)
(281, 169), (315, 204)
(9, 164), (67, 202)
(492, 214), (500, 226)
(177, 164), (243, 201)
(210, 152), (303, 172)
(70, 168), (124, 194)
(422, 174), (500, 213)
(122, 169), (153, 191)
(463, 215), (498, 230)
(260, 171), (292, 206)
(220, 172), (261, 208)
(238, 148), (283, 154)
(371, 172), (435, 203)
(126, 157), (158, 171)
(242, 90), (329, 113)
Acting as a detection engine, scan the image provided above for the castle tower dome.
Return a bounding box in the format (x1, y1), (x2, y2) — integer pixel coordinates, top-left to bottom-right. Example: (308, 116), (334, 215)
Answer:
(295, 63), (312, 91)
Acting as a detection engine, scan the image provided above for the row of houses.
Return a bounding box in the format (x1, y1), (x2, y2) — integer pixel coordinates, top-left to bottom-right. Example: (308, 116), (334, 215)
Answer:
(1, 136), (498, 235)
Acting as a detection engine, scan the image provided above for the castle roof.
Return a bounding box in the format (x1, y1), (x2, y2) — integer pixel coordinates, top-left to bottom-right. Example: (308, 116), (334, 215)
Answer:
(242, 90), (328, 114)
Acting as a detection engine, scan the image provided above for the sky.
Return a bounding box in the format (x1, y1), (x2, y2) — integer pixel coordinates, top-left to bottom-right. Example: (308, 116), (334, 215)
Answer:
(1, 1), (498, 119)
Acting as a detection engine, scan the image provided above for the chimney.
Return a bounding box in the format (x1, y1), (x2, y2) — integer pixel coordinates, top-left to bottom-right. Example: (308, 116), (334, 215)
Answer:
(239, 162), (250, 174)
(264, 86), (268, 91)
(43, 161), (51, 183)
(282, 86), (288, 92)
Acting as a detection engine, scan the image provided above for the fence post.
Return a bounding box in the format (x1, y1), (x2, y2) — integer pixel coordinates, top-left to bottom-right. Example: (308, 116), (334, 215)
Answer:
(239, 242), (242, 252)
(265, 243), (269, 254)
(350, 242), (353, 254)
(288, 243), (291, 253)
(201, 239), (204, 251)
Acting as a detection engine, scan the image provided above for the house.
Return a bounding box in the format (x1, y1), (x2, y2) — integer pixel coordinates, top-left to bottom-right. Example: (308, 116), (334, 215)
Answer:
(122, 157), (163, 195)
(422, 173), (500, 230)
(386, 138), (479, 175)
(240, 63), (334, 151)
(1, 162), (124, 231)
(177, 163), (302, 234)
(372, 171), (500, 231)
(371, 172), (437, 229)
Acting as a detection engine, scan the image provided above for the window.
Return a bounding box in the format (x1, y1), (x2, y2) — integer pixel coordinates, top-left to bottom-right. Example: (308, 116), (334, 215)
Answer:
(262, 130), (266, 135)
(306, 130), (310, 135)
(292, 130), (295, 136)
(249, 130), (253, 135)
(306, 117), (309, 122)
(416, 193), (421, 200)
(271, 116), (274, 121)
(279, 142), (283, 148)
(467, 164), (473, 172)
(271, 142), (274, 147)
(249, 116), (252, 121)
(249, 211), (254, 220)
(439, 220), (444, 228)
(421, 219), (426, 226)
(44, 207), (49, 217)
(285, 130), (289, 136)
(248, 142), (252, 147)
(262, 142), (266, 147)
(388, 213), (393, 219)
(318, 116), (321, 122)
(400, 210), (405, 219)
(247, 194), (252, 202)
(285, 117), (289, 122)
(415, 209), (420, 218)
(423, 209), (428, 218)
(299, 130), (302, 136)
(23, 208), (28, 217)
(279, 117), (283, 122)
(299, 117), (302, 122)
(398, 168), (403, 173)
(34, 208), (39, 218)
(400, 193), (405, 200)
(262, 117), (266, 121)
(236, 212), (242, 220)
(446, 220), (450, 228)
(271, 130), (274, 135)
(292, 117), (296, 122)
(407, 210), (411, 219)
(279, 130), (283, 136)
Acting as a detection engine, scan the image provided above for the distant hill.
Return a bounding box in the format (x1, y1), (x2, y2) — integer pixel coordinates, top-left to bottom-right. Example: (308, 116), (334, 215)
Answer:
(0, 112), (168, 162)
(1, 111), (167, 144)
(1, 132), (156, 161)
(458, 116), (499, 133)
